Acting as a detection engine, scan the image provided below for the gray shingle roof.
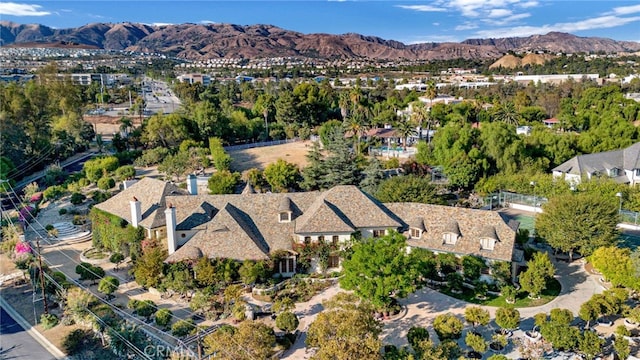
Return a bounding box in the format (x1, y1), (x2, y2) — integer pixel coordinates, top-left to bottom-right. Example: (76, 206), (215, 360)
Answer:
(552, 141), (640, 177)
(479, 225), (499, 241)
(94, 177), (187, 229)
(385, 203), (517, 262)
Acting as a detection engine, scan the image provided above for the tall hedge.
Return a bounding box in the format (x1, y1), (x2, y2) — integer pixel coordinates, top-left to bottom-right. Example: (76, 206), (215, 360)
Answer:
(90, 207), (143, 255)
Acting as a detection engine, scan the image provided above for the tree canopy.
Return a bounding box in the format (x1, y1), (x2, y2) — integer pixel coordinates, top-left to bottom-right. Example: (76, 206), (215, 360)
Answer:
(536, 192), (619, 260)
(339, 230), (416, 309)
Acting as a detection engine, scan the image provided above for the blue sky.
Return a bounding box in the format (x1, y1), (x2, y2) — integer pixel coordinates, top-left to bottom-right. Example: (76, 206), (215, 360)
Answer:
(1, 1), (640, 43)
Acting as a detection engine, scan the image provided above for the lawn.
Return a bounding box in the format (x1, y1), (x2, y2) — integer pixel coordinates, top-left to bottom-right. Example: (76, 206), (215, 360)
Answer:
(440, 278), (561, 308)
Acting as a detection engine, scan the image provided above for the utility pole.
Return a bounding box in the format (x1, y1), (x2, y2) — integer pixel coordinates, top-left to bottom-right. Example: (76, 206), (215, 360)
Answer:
(36, 238), (49, 315)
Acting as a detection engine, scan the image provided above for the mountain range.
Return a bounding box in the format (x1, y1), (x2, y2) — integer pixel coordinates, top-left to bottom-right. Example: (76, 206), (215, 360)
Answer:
(2, 21), (640, 61)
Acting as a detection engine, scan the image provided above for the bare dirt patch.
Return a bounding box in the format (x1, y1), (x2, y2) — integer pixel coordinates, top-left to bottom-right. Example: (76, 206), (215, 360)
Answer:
(228, 141), (312, 173)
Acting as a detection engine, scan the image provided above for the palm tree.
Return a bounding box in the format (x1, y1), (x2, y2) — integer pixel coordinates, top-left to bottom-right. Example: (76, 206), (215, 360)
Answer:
(345, 111), (368, 156)
(493, 102), (520, 126)
(410, 101), (433, 143)
(338, 92), (350, 120)
(395, 119), (417, 151)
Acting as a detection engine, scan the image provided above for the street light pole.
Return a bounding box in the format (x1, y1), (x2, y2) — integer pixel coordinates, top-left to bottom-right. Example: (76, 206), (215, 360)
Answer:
(530, 181), (537, 211)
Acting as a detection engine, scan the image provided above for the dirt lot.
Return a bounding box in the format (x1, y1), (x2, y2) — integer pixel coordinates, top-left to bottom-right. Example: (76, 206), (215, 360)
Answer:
(228, 140), (312, 173)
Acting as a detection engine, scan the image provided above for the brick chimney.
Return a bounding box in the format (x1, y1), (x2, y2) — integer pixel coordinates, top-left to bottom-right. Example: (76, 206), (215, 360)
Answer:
(130, 197), (142, 228)
(165, 204), (177, 255)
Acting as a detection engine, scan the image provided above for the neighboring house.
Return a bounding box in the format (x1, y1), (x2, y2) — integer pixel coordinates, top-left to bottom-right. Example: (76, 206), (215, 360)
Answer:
(95, 179), (519, 278)
(516, 126), (532, 136)
(543, 118), (559, 128)
(552, 142), (640, 186)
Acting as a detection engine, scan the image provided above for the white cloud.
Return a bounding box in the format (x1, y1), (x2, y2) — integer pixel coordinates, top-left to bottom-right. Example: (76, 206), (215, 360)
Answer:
(455, 22), (479, 30)
(396, 5), (447, 12)
(0, 2), (51, 16)
(432, 22), (440, 26)
(200, 20), (217, 24)
(518, 1), (538, 8)
(483, 12), (530, 26)
(611, 4), (640, 15)
(474, 15), (640, 38)
(487, 8), (512, 18)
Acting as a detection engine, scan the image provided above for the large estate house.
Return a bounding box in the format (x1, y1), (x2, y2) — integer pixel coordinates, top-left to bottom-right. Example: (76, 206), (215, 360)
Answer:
(552, 142), (640, 186)
(95, 177), (521, 278)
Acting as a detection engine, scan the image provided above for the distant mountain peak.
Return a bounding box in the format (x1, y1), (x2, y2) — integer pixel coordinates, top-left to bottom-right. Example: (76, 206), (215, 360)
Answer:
(2, 21), (639, 60)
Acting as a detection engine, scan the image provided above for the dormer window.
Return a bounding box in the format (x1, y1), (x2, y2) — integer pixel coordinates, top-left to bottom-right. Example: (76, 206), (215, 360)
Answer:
(609, 168), (619, 177)
(480, 238), (495, 250)
(479, 225), (499, 251)
(442, 220), (461, 245)
(278, 196), (293, 223)
(409, 217), (426, 239)
(279, 212), (291, 223)
(443, 232), (458, 245)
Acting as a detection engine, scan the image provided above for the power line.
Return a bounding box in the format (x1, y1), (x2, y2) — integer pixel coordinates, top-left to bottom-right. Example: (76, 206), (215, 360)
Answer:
(4, 182), (258, 360)
(3, 181), (201, 339)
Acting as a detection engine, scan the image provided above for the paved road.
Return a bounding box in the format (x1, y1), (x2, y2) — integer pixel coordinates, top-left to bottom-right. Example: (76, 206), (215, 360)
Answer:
(0, 306), (57, 360)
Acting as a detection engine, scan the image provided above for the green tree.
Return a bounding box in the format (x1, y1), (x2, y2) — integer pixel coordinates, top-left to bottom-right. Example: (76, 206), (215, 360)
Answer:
(133, 244), (165, 288)
(519, 252), (555, 298)
(275, 311), (299, 333)
(465, 332), (487, 354)
(536, 193), (619, 261)
(374, 175), (443, 204)
(407, 326), (429, 352)
(263, 159), (300, 192)
(207, 170), (240, 194)
(340, 231), (416, 309)
(115, 165), (136, 180)
(204, 321), (275, 360)
(613, 336), (630, 360)
(154, 308), (172, 328)
(579, 330), (604, 360)
(172, 319), (196, 337)
(209, 137), (232, 171)
(589, 246), (639, 290)
(495, 307), (520, 333)
(433, 313), (464, 340)
(301, 140), (327, 191)
(135, 300), (156, 321)
(465, 306), (490, 329)
(97, 276), (119, 299)
(493, 101), (520, 126)
(306, 294), (382, 360)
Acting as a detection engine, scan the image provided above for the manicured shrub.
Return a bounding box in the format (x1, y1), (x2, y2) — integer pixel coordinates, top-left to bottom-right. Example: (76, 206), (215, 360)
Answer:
(127, 299), (140, 310)
(276, 311), (299, 333)
(135, 300), (156, 320)
(172, 319), (195, 337)
(97, 177), (115, 190)
(40, 313), (59, 329)
(155, 308), (173, 328)
(70, 192), (86, 205)
(433, 313), (463, 340)
(58, 208), (68, 215)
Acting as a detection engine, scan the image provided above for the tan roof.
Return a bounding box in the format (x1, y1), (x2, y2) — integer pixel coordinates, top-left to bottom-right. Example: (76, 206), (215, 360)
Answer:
(164, 191), (319, 261)
(409, 217), (426, 231)
(295, 185), (402, 234)
(385, 203), (517, 262)
(94, 177), (187, 229)
(166, 203), (272, 262)
(295, 200), (355, 233)
(241, 182), (256, 194)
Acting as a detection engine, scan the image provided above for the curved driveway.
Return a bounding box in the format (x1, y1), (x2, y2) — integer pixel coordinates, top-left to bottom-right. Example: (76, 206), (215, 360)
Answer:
(381, 259), (605, 347)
